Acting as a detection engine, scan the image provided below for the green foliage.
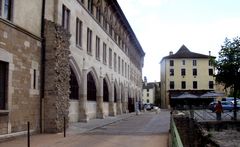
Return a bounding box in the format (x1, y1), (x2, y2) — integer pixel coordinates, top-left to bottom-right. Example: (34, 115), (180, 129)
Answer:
(214, 37), (240, 90)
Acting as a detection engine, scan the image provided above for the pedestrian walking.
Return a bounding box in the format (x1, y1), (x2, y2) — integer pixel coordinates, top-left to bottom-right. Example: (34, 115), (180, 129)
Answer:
(215, 101), (223, 120)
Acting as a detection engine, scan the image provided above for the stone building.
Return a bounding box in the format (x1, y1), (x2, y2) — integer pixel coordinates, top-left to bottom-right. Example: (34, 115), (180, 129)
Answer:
(0, 0), (42, 135)
(160, 45), (214, 108)
(0, 0), (144, 135)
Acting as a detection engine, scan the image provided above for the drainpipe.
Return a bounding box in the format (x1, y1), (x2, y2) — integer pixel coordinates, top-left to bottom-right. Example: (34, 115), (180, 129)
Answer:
(40, 0), (46, 133)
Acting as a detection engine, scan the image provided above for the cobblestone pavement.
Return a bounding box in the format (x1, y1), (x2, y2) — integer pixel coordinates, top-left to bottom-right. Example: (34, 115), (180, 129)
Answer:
(0, 110), (170, 147)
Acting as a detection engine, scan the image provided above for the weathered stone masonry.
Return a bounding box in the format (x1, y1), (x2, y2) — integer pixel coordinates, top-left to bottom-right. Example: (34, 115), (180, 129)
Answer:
(43, 20), (71, 133)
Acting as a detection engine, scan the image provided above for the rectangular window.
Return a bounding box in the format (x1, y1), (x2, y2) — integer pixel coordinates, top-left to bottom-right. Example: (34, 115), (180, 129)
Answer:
(118, 56), (120, 74)
(87, 28), (92, 54)
(170, 81), (174, 89)
(114, 53), (117, 71)
(62, 5), (70, 31)
(170, 60), (174, 66)
(209, 60), (213, 66)
(209, 69), (213, 76)
(88, 0), (93, 14)
(33, 69), (36, 89)
(103, 18), (108, 30)
(170, 69), (174, 76)
(0, 61), (8, 109)
(193, 68), (197, 76)
(147, 89), (149, 92)
(182, 60), (185, 65)
(193, 81), (197, 89)
(181, 68), (186, 76)
(109, 48), (112, 68)
(147, 93), (149, 97)
(193, 60), (197, 66)
(209, 81), (214, 89)
(122, 59), (124, 76)
(76, 18), (82, 47)
(95, 36), (100, 60)
(103, 42), (107, 64)
(125, 62), (127, 77)
(181, 81), (186, 89)
(128, 65), (129, 79)
(96, 7), (101, 22)
(0, 0), (12, 20)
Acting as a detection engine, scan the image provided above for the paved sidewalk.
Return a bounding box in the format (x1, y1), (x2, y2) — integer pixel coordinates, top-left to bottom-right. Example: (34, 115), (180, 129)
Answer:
(0, 112), (136, 147)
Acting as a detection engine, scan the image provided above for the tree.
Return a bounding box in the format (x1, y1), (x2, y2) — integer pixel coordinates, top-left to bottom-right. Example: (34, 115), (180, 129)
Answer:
(214, 37), (240, 120)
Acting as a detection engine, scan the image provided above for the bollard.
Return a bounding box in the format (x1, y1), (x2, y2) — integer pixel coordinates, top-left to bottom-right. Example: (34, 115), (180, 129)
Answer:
(64, 117), (66, 137)
(28, 121), (30, 147)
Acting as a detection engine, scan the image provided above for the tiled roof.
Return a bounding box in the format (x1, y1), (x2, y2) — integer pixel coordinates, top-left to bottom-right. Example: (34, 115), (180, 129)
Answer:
(162, 45), (213, 59)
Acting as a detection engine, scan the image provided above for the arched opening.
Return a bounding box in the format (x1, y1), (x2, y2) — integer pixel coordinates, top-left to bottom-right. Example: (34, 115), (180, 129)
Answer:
(103, 78), (109, 102)
(87, 73), (96, 101)
(69, 68), (79, 100)
(114, 86), (117, 102)
(128, 93), (134, 112)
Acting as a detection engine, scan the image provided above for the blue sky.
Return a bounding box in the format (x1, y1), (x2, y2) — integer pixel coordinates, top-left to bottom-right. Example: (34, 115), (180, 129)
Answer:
(117, 0), (240, 82)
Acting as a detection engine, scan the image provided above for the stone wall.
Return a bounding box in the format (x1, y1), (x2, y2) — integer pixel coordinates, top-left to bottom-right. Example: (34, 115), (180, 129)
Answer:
(174, 116), (219, 147)
(0, 19), (41, 135)
(43, 20), (71, 133)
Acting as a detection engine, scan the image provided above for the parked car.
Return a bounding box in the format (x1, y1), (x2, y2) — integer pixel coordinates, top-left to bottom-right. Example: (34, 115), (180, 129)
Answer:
(144, 103), (154, 110)
(208, 101), (234, 112)
(222, 97), (240, 103)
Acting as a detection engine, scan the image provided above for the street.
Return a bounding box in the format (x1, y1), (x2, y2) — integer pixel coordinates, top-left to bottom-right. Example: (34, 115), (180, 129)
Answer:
(0, 110), (170, 147)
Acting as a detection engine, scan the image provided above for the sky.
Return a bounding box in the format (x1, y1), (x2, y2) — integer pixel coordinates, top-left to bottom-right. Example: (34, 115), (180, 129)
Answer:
(117, 0), (240, 82)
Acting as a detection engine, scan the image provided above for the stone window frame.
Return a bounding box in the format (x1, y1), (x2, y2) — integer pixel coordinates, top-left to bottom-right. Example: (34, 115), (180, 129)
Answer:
(62, 4), (70, 31)
(192, 68), (197, 76)
(76, 17), (82, 48)
(125, 62), (127, 78)
(113, 52), (117, 72)
(209, 68), (213, 76)
(0, 48), (13, 112)
(108, 48), (112, 68)
(95, 35), (100, 61)
(193, 59), (197, 66)
(87, 0), (93, 14)
(182, 60), (185, 65)
(122, 59), (124, 76)
(0, 0), (13, 21)
(170, 81), (174, 89)
(170, 69), (174, 76)
(170, 60), (174, 66)
(181, 68), (186, 76)
(118, 56), (120, 74)
(209, 81), (214, 89)
(102, 42), (107, 65)
(87, 27), (92, 55)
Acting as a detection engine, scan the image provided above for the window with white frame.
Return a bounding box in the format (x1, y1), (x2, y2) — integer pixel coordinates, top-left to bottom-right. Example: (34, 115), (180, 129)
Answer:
(193, 60), (197, 66)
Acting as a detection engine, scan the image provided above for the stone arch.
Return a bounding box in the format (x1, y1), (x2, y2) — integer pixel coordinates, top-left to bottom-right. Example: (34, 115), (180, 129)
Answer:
(86, 67), (100, 94)
(86, 67), (100, 102)
(103, 74), (111, 102)
(113, 80), (119, 103)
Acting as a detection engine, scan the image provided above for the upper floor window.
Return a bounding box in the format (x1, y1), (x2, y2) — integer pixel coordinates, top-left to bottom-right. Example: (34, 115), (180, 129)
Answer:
(181, 81), (186, 89)
(122, 59), (124, 76)
(118, 56), (120, 74)
(170, 81), (174, 89)
(103, 42), (107, 64)
(182, 60), (185, 65)
(62, 5), (70, 31)
(181, 68), (186, 76)
(170, 60), (174, 66)
(193, 81), (197, 89)
(209, 81), (214, 89)
(193, 60), (197, 66)
(193, 68), (197, 76)
(88, 0), (93, 14)
(95, 36), (100, 60)
(209, 60), (213, 66)
(209, 69), (213, 76)
(109, 48), (112, 68)
(76, 18), (82, 47)
(114, 53), (117, 72)
(170, 69), (174, 76)
(87, 28), (92, 54)
(125, 62), (127, 77)
(96, 7), (101, 22)
(0, 0), (12, 20)
(0, 61), (8, 110)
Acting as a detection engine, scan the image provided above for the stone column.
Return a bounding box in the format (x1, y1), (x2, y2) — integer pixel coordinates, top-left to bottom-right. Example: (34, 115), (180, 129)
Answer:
(117, 85), (122, 115)
(96, 76), (104, 118)
(122, 87), (127, 113)
(109, 82), (115, 116)
(79, 68), (88, 122)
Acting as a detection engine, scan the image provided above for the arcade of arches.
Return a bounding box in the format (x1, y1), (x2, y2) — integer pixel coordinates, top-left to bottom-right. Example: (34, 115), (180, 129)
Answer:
(68, 67), (141, 122)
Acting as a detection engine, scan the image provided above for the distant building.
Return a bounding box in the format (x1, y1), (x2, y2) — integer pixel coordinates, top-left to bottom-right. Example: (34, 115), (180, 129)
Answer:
(160, 45), (215, 108)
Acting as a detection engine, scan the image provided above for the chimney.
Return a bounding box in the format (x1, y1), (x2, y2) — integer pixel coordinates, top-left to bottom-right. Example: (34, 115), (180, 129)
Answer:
(169, 51), (173, 55)
(209, 51), (211, 56)
(144, 76), (147, 86)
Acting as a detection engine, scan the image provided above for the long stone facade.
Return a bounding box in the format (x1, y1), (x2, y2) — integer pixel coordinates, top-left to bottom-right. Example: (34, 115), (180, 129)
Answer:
(0, 0), (144, 135)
